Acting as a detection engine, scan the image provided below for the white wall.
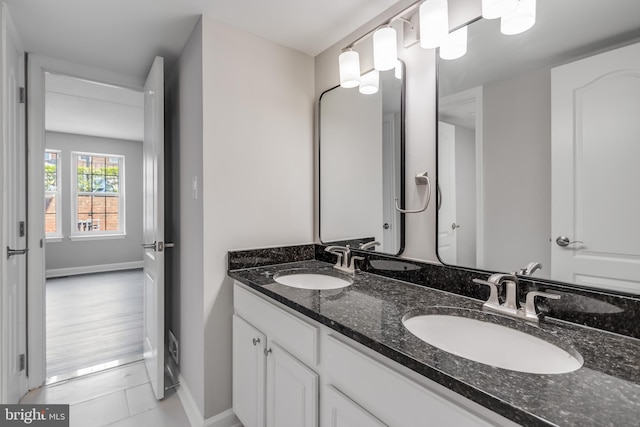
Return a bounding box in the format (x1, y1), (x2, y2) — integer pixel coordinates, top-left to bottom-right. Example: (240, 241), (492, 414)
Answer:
(166, 18), (206, 415)
(167, 17), (315, 420)
(44, 131), (143, 273)
(483, 68), (551, 275)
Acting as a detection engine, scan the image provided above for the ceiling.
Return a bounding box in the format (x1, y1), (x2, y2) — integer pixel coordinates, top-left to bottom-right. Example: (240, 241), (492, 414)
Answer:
(4, 0), (402, 79)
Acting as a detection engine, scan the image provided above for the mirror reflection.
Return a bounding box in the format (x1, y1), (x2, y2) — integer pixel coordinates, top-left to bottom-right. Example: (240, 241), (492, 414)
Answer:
(320, 67), (404, 254)
(437, 0), (640, 294)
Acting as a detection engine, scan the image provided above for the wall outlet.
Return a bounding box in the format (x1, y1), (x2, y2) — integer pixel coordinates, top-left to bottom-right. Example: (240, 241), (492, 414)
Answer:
(168, 330), (179, 365)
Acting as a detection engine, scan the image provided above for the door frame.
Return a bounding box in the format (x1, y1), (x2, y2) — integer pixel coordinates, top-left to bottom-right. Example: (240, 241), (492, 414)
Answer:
(438, 87), (484, 268)
(26, 54), (143, 389)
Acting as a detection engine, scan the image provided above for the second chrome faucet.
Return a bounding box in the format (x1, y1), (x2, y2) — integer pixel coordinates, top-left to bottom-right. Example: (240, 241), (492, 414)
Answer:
(473, 273), (560, 323)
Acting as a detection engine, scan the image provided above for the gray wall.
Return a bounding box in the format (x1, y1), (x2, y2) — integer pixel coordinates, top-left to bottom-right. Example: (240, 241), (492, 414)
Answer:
(44, 131), (143, 272)
(483, 68), (551, 276)
(166, 18), (205, 414)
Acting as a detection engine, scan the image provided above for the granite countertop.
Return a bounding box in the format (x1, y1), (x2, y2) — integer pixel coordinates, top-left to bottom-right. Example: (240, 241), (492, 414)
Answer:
(229, 259), (640, 427)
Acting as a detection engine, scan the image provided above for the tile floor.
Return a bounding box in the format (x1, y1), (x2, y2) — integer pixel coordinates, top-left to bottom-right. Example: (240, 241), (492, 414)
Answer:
(20, 361), (191, 427)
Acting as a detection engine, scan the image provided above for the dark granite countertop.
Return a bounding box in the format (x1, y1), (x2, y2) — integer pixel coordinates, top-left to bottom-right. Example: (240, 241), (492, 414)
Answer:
(229, 259), (640, 427)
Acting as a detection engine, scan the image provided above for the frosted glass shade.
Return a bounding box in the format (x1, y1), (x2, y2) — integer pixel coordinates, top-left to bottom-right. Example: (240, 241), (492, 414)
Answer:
(440, 26), (467, 60)
(501, 0), (536, 35)
(420, 0), (449, 49)
(482, 0), (518, 19)
(359, 70), (379, 95)
(373, 27), (398, 71)
(339, 50), (361, 88)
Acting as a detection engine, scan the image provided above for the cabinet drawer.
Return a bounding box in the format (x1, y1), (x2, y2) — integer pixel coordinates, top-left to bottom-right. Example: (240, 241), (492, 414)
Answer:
(234, 283), (319, 366)
(324, 335), (493, 427)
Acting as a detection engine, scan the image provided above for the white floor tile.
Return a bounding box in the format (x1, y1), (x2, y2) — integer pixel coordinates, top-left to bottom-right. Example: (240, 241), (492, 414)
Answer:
(111, 391), (190, 427)
(125, 383), (158, 416)
(70, 391), (129, 427)
(21, 362), (149, 405)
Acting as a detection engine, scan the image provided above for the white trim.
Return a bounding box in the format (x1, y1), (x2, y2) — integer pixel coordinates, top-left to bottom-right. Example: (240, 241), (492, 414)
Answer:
(45, 261), (143, 278)
(27, 54), (145, 391)
(176, 374), (241, 427)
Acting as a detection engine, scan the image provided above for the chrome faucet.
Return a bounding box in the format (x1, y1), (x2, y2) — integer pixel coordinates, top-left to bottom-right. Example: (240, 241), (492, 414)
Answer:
(473, 273), (560, 323)
(359, 241), (380, 251)
(325, 246), (363, 276)
(515, 261), (543, 276)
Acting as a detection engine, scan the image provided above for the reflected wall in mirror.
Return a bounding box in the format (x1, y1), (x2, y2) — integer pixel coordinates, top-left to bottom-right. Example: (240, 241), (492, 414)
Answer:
(320, 67), (404, 254)
(437, 0), (640, 294)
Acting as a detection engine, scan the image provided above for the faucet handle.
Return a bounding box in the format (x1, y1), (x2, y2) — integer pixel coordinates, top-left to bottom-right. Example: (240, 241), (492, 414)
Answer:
(524, 291), (560, 321)
(472, 278), (501, 306)
(349, 256), (365, 271)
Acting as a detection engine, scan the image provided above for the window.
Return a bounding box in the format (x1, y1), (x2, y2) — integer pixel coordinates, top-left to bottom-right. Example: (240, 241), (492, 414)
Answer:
(72, 152), (125, 237)
(45, 150), (62, 237)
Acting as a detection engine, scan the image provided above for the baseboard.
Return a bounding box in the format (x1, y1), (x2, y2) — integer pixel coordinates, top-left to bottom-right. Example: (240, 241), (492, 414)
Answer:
(45, 261), (144, 278)
(177, 374), (241, 427)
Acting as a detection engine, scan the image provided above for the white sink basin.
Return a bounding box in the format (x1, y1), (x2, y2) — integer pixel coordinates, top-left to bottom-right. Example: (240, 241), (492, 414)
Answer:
(403, 313), (583, 374)
(273, 272), (352, 290)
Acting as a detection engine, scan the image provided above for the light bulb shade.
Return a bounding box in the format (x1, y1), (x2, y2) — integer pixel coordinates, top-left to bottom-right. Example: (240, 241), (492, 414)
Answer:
(394, 60), (403, 80)
(439, 26), (467, 60)
(359, 70), (379, 95)
(482, 0), (518, 19)
(373, 27), (398, 71)
(339, 50), (361, 88)
(501, 0), (536, 35)
(419, 0), (449, 49)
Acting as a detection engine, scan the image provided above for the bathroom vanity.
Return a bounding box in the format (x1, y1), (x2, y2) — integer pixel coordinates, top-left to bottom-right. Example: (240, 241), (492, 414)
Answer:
(228, 245), (640, 427)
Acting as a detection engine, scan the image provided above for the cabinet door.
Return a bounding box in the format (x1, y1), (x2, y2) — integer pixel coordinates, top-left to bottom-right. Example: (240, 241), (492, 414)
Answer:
(233, 315), (266, 427)
(266, 342), (318, 427)
(322, 385), (387, 427)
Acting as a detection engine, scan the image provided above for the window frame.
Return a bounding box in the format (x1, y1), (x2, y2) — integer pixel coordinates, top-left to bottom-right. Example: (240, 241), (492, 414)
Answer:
(70, 151), (126, 240)
(44, 149), (63, 240)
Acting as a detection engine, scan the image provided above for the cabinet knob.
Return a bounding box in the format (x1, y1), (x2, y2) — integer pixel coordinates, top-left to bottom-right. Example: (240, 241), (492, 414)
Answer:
(252, 338), (260, 346)
(264, 348), (272, 356)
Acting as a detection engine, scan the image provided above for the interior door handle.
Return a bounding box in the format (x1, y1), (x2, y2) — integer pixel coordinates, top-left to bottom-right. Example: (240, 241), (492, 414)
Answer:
(555, 236), (583, 247)
(142, 241), (157, 251)
(7, 246), (28, 260)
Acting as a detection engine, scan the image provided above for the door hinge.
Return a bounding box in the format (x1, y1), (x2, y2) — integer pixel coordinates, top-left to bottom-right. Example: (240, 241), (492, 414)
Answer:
(19, 221), (25, 237)
(19, 354), (25, 371)
(19, 87), (25, 104)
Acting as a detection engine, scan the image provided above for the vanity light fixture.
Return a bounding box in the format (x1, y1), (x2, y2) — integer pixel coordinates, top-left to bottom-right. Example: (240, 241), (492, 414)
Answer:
(359, 70), (380, 95)
(482, 0), (519, 19)
(440, 25), (468, 60)
(419, 0), (449, 49)
(373, 27), (398, 71)
(501, 0), (536, 35)
(339, 49), (361, 88)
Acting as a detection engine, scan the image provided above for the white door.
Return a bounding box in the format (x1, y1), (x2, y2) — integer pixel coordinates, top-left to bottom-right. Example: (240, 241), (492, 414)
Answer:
(266, 342), (318, 427)
(142, 56), (165, 400)
(233, 315), (266, 427)
(551, 42), (640, 293)
(437, 122), (457, 264)
(1, 3), (27, 403)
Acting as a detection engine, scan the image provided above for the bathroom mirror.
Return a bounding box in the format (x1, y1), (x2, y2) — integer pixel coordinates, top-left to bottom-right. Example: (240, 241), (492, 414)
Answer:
(437, 0), (640, 294)
(319, 66), (405, 254)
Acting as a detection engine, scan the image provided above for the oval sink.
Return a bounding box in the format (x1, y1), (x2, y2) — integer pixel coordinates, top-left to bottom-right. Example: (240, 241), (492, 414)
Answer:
(403, 311), (583, 374)
(273, 272), (352, 290)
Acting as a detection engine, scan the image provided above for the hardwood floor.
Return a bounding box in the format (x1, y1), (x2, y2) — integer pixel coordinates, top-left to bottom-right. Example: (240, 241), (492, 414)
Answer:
(46, 270), (144, 379)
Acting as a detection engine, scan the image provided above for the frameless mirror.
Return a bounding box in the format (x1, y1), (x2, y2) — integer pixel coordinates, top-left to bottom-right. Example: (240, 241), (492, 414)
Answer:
(319, 66), (405, 254)
(437, 0), (640, 294)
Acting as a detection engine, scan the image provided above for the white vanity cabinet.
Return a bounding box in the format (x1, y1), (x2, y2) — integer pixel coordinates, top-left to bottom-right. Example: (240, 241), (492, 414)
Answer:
(233, 285), (319, 427)
(233, 282), (516, 427)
